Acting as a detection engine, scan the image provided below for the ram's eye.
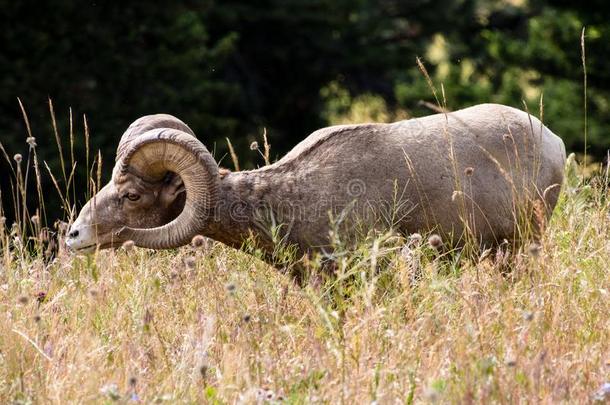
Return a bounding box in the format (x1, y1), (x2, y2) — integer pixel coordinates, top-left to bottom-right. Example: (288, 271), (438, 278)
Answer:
(126, 193), (140, 201)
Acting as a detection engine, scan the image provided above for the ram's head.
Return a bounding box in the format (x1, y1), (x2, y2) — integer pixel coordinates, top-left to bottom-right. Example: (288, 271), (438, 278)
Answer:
(66, 115), (219, 253)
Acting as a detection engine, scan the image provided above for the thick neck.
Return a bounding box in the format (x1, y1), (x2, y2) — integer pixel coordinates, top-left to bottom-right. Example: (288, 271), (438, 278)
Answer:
(202, 169), (281, 254)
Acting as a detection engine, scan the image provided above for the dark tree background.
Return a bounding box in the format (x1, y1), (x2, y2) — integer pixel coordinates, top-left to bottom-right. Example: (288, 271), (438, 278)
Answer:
(0, 0), (608, 224)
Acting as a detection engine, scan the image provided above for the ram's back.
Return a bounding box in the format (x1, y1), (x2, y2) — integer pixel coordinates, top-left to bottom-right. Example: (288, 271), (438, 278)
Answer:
(266, 104), (565, 248)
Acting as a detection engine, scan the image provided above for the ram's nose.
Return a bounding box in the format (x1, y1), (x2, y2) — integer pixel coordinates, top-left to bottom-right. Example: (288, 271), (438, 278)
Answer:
(65, 224), (96, 253)
(64, 226), (79, 251)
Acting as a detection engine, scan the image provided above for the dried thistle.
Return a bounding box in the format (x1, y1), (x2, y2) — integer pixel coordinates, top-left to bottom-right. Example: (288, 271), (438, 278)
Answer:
(528, 242), (542, 258)
(183, 256), (196, 269)
(191, 235), (205, 248)
(428, 234), (443, 250)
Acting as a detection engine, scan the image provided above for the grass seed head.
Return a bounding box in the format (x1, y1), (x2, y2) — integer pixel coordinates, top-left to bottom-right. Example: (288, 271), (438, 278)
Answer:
(250, 141), (259, 150)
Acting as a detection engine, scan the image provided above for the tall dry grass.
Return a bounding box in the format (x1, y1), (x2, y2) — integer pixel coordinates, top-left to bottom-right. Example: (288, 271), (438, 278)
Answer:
(0, 101), (609, 403)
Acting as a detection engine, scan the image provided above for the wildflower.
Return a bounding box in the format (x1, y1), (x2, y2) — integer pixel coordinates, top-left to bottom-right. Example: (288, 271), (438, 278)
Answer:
(100, 383), (121, 401)
(191, 234), (205, 248)
(26, 136), (37, 147)
(401, 240), (422, 283)
(592, 382), (610, 402)
(409, 232), (422, 246)
(199, 364), (208, 378)
(250, 141), (259, 150)
(13, 153), (22, 163)
(464, 167), (474, 176)
(428, 234), (443, 250)
(122, 240), (134, 251)
(36, 291), (47, 303)
(504, 349), (516, 367)
(400, 244), (413, 261)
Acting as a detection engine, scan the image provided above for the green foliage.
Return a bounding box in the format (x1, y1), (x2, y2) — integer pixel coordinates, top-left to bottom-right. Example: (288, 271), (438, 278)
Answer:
(391, 3), (610, 153)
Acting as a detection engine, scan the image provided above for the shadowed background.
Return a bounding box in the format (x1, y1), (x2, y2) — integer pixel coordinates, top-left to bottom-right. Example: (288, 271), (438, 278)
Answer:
(0, 0), (608, 224)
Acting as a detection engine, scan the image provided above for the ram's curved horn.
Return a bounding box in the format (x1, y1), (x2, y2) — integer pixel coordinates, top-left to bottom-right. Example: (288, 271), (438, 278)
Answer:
(116, 114), (195, 162)
(114, 128), (219, 249)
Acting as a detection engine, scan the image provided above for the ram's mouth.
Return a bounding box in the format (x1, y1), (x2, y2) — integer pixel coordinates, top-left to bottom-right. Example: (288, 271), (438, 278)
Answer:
(69, 243), (97, 254)
(68, 241), (120, 254)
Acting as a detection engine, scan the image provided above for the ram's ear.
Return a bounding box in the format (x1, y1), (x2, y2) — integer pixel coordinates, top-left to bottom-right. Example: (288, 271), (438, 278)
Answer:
(158, 173), (185, 208)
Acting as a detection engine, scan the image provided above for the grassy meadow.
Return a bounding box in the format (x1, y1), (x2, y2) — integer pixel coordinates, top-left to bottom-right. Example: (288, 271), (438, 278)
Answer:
(0, 145), (609, 404)
(0, 96), (609, 404)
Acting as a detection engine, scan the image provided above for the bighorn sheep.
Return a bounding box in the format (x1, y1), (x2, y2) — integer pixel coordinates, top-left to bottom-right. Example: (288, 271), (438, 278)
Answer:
(66, 104), (566, 262)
